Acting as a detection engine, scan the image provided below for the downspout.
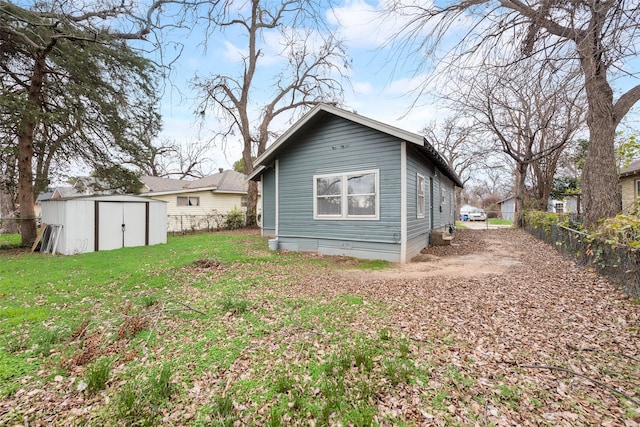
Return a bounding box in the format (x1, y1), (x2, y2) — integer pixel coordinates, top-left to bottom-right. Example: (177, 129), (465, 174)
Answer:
(275, 159), (279, 237)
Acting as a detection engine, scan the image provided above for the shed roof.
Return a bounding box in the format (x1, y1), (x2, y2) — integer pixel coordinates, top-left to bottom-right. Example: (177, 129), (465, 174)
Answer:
(40, 194), (166, 203)
(248, 103), (463, 188)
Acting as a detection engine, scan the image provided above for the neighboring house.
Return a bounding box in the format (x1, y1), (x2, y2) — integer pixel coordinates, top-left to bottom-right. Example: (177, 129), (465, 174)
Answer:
(248, 104), (463, 263)
(35, 177), (110, 217)
(495, 195), (580, 221)
(497, 197), (516, 221)
(620, 159), (640, 213)
(139, 169), (258, 232)
(547, 196), (579, 216)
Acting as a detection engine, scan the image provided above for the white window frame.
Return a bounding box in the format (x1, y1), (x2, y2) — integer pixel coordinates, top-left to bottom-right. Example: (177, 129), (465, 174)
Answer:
(313, 169), (379, 220)
(636, 179), (640, 198)
(416, 173), (425, 218)
(177, 196), (200, 207)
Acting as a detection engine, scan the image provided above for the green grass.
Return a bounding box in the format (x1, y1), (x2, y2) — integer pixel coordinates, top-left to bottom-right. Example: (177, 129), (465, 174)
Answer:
(2, 230), (635, 425)
(0, 231), (409, 425)
(0, 233), (21, 248)
(488, 218), (514, 226)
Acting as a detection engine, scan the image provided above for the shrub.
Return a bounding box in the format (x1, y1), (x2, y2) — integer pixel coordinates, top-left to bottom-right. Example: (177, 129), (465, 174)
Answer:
(225, 207), (245, 230)
(590, 214), (640, 249)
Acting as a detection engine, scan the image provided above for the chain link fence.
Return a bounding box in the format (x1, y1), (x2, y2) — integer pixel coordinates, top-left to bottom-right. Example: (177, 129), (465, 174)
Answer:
(525, 223), (640, 298)
(167, 213), (260, 234)
(0, 217), (41, 235)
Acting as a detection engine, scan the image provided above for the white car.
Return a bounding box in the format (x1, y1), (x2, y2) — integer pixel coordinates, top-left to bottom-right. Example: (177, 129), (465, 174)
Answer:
(468, 208), (487, 221)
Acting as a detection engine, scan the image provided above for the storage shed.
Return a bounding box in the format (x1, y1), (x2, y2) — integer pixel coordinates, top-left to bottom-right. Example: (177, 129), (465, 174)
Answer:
(40, 195), (167, 255)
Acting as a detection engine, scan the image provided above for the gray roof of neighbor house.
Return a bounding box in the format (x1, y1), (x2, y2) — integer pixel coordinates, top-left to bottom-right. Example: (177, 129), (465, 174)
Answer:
(620, 159), (640, 177)
(36, 187), (98, 203)
(140, 170), (250, 195)
(247, 103), (464, 188)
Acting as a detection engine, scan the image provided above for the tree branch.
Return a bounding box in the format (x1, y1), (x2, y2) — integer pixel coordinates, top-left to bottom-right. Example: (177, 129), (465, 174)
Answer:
(613, 84), (640, 128)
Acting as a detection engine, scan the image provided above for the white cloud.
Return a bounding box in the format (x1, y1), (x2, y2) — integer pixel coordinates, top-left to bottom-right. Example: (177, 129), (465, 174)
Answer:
(328, 0), (439, 50)
(352, 81), (374, 95)
(222, 40), (247, 63)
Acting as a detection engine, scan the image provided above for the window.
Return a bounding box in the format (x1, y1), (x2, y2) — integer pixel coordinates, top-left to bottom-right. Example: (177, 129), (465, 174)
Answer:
(555, 202), (564, 213)
(314, 170), (378, 219)
(417, 173), (425, 218)
(177, 196), (200, 207)
(241, 196), (248, 207)
(636, 180), (640, 198)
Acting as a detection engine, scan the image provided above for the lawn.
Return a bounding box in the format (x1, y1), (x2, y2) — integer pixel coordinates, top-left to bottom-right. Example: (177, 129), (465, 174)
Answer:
(0, 233), (21, 248)
(1, 229), (638, 425)
(0, 231), (396, 425)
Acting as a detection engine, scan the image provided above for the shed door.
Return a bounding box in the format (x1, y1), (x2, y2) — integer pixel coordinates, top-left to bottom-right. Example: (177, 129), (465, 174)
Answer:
(97, 202), (147, 251)
(123, 203), (146, 247)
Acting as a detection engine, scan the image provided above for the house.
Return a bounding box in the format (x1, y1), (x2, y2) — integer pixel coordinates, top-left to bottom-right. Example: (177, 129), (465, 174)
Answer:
(139, 169), (258, 232)
(35, 177), (113, 217)
(496, 194), (580, 221)
(547, 196), (579, 216)
(248, 104), (463, 263)
(40, 195), (166, 255)
(620, 159), (640, 213)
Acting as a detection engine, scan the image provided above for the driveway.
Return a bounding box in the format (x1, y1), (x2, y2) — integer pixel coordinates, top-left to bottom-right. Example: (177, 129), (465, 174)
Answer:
(459, 219), (512, 230)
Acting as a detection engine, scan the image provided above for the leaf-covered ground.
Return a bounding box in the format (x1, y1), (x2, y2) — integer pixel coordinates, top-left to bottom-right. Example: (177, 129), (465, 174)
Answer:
(1, 228), (639, 426)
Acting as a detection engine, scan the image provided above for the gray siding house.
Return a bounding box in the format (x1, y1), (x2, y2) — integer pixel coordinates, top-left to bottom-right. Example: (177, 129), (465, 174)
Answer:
(248, 104), (463, 262)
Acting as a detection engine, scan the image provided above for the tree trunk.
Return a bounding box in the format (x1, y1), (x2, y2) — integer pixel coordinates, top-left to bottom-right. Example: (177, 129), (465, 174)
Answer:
(242, 133), (258, 227)
(514, 162), (527, 227)
(0, 157), (20, 234)
(579, 57), (621, 228)
(17, 125), (37, 246)
(17, 53), (48, 246)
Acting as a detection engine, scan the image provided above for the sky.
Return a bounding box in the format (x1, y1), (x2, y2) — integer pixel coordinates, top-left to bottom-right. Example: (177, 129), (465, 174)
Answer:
(151, 0), (445, 172)
(150, 0), (640, 175)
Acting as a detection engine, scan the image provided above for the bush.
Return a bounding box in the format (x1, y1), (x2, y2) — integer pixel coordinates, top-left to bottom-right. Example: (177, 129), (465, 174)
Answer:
(522, 210), (569, 233)
(590, 214), (640, 250)
(225, 207), (245, 230)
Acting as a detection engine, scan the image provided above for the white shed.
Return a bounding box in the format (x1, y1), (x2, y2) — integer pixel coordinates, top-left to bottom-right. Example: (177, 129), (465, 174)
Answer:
(40, 195), (167, 255)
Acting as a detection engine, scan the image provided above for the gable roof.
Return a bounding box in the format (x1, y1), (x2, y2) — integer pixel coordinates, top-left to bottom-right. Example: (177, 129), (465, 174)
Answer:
(248, 103), (463, 187)
(620, 159), (640, 177)
(140, 170), (250, 196)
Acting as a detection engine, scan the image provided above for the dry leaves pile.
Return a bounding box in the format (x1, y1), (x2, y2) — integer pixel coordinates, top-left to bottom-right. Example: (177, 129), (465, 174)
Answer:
(2, 228), (639, 426)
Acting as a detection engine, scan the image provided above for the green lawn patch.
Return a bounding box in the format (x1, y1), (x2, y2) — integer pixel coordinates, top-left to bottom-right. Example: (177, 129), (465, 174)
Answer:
(0, 233), (21, 248)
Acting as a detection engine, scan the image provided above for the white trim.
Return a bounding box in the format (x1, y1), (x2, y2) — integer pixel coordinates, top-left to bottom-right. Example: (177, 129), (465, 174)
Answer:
(275, 160), (279, 236)
(139, 187), (218, 197)
(416, 172), (425, 219)
(313, 169), (380, 220)
(260, 174), (265, 236)
(400, 142), (407, 263)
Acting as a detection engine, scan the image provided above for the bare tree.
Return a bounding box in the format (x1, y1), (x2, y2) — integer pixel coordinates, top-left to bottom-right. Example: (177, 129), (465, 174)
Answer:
(130, 138), (216, 179)
(446, 59), (585, 225)
(420, 116), (492, 213)
(194, 0), (349, 226)
(386, 0), (640, 228)
(420, 117), (483, 188)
